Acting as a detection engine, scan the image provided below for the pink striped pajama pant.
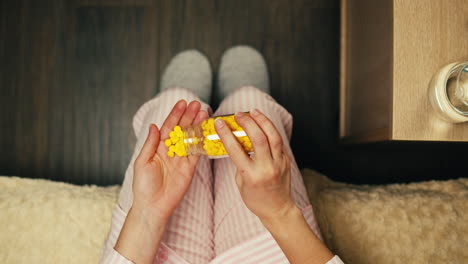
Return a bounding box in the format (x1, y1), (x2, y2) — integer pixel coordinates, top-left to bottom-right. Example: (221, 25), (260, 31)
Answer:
(101, 86), (324, 264)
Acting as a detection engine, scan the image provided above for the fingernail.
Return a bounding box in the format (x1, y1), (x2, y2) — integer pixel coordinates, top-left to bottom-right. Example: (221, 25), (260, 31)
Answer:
(251, 109), (260, 116)
(235, 112), (245, 118)
(215, 118), (225, 128)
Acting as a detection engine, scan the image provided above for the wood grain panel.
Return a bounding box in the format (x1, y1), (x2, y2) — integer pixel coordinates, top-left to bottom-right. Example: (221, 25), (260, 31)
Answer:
(0, 0), (63, 177)
(76, 0), (153, 6)
(393, 0), (468, 141)
(157, 0), (221, 91)
(50, 3), (158, 184)
(0, 0), (159, 185)
(340, 0), (393, 141)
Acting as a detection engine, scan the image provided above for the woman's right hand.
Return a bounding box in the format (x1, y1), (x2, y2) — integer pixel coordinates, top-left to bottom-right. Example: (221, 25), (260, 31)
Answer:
(215, 109), (296, 221)
(216, 109), (335, 264)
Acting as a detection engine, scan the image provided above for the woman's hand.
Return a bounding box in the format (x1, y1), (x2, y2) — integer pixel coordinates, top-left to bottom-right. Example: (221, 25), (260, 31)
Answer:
(132, 100), (208, 220)
(215, 109), (295, 221)
(215, 109), (335, 264)
(114, 100), (208, 264)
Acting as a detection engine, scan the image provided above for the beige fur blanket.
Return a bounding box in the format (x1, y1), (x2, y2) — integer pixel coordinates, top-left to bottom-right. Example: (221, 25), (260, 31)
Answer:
(303, 169), (468, 264)
(1, 170), (467, 263)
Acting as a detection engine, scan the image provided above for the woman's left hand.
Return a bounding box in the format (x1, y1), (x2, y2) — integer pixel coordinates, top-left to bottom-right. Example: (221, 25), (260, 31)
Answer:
(132, 100), (208, 221)
(115, 100), (208, 264)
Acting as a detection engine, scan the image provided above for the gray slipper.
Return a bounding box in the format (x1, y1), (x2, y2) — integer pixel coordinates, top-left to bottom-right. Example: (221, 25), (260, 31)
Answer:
(218, 45), (270, 100)
(160, 50), (212, 103)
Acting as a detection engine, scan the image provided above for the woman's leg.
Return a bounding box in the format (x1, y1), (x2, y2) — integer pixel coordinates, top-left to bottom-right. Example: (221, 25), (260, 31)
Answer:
(102, 50), (215, 264)
(213, 86), (322, 255)
(105, 87), (215, 264)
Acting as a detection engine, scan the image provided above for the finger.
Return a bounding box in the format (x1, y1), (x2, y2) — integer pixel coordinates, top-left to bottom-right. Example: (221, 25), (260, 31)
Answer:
(179, 101), (201, 127)
(193, 110), (209, 125)
(215, 118), (251, 168)
(160, 100), (187, 139)
(136, 124), (160, 165)
(234, 112), (271, 160)
(282, 146), (291, 170)
(235, 172), (243, 189)
(188, 153), (201, 164)
(250, 108), (284, 160)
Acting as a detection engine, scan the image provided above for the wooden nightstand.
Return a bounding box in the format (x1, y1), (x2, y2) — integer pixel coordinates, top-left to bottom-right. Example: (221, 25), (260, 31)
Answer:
(340, 0), (468, 142)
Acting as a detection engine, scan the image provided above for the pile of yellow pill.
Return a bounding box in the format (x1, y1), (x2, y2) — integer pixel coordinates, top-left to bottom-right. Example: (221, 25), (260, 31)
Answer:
(164, 114), (253, 157)
(200, 115), (253, 156)
(164, 126), (187, 157)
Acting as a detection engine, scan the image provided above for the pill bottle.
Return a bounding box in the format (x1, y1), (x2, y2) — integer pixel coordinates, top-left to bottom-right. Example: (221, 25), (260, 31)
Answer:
(165, 113), (253, 158)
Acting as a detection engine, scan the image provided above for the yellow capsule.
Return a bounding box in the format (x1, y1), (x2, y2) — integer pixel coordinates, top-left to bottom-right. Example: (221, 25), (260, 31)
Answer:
(208, 118), (214, 127)
(174, 126), (182, 132)
(175, 148), (186, 157)
(164, 139), (172, 147)
(167, 151), (175, 157)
